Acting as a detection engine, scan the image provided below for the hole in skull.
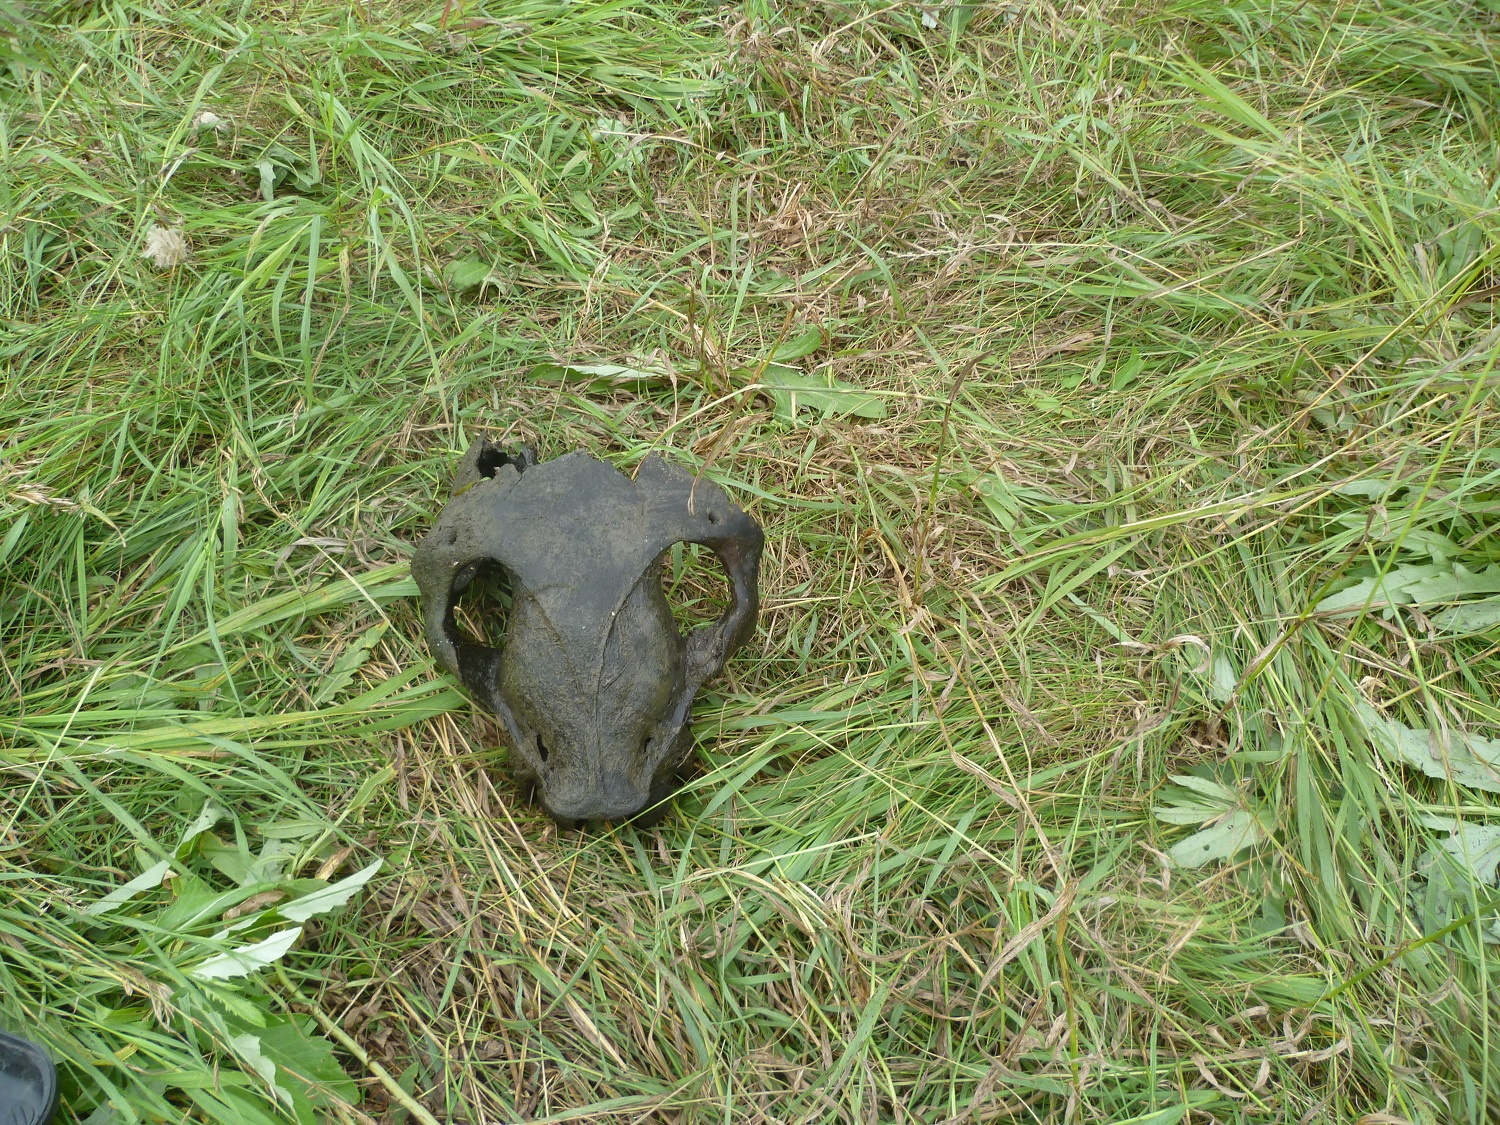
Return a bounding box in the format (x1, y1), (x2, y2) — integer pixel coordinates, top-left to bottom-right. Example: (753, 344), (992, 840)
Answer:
(448, 560), (513, 649)
(660, 542), (731, 635)
(475, 444), (517, 479)
(536, 733), (548, 763)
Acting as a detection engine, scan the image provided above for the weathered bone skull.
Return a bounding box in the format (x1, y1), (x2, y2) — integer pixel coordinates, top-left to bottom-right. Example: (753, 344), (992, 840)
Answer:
(413, 440), (763, 825)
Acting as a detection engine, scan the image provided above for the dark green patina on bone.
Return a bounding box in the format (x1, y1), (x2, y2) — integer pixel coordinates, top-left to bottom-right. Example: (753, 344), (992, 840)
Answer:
(413, 440), (763, 826)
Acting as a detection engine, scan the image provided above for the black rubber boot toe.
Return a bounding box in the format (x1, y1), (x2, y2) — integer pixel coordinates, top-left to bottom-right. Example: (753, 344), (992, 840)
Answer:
(0, 1031), (59, 1125)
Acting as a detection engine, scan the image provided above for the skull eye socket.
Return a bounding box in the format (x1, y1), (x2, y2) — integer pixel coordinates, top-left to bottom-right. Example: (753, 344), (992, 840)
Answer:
(448, 560), (513, 650)
(660, 542), (731, 634)
(475, 443), (526, 478)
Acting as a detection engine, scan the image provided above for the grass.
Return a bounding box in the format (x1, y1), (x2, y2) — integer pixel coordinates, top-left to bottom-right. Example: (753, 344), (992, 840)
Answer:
(2, 0), (1499, 1121)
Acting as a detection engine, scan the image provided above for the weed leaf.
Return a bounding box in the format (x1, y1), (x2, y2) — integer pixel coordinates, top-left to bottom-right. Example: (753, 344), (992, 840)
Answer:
(759, 364), (885, 423)
(771, 325), (826, 362)
(84, 860), (171, 916)
(1433, 596), (1500, 632)
(190, 926), (303, 981)
(530, 361), (670, 388)
(278, 859), (382, 922)
(1355, 702), (1500, 793)
(444, 257), (507, 294)
(1168, 810), (1266, 868)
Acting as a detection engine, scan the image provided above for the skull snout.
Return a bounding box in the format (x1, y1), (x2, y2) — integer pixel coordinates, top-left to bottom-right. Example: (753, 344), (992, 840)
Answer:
(541, 767), (657, 825)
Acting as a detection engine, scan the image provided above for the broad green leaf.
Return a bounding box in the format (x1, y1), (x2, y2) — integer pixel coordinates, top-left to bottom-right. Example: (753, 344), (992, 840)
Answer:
(1380, 527), (1459, 562)
(972, 472), (1020, 532)
(190, 926), (303, 981)
(1168, 809), (1266, 868)
(1170, 773), (1238, 802)
(758, 364), (885, 423)
(1320, 563), (1500, 618)
(156, 877), (283, 933)
(253, 159), (280, 202)
(771, 325), (826, 362)
(1110, 349), (1143, 392)
(1112, 1094), (1218, 1125)
(278, 859), (382, 922)
(258, 818), (331, 841)
(593, 115), (647, 166)
(529, 361), (669, 387)
(85, 860), (171, 916)
(443, 257), (503, 292)
(1154, 775), (1237, 825)
(1419, 823), (1500, 939)
(200, 833), (296, 886)
(1333, 513), (1460, 561)
(230, 1034), (293, 1110)
(255, 1019), (358, 1117)
(1329, 477), (1403, 498)
(1430, 823), (1500, 885)
(1433, 596), (1500, 632)
(1356, 701), (1500, 793)
(1405, 563), (1500, 603)
(1316, 564), (1448, 614)
(176, 801), (225, 859)
(311, 621), (388, 705)
(1209, 653), (1237, 702)
(198, 833), (255, 885)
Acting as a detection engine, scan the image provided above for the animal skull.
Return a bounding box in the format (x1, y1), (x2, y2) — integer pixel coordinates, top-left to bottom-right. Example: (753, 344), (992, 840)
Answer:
(413, 440), (763, 826)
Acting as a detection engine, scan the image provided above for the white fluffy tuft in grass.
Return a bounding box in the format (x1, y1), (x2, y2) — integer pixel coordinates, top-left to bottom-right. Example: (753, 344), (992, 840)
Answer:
(141, 224), (190, 270)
